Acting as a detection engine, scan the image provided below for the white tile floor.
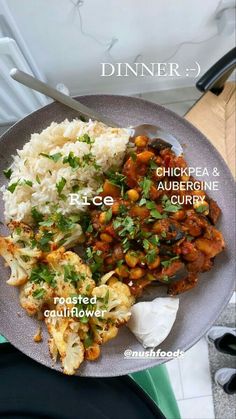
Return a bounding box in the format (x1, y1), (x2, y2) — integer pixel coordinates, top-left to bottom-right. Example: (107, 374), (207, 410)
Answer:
(139, 86), (201, 117)
(166, 338), (215, 419)
(166, 292), (236, 419)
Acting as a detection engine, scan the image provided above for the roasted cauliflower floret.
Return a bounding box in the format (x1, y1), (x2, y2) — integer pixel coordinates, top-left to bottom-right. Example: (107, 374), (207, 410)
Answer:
(8, 221), (34, 243)
(84, 342), (101, 361)
(90, 317), (119, 345)
(0, 236), (42, 286)
(46, 317), (84, 375)
(53, 223), (84, 250)
(92, 281), (134, 326)
(90, 280), (134, 345)
(46, 248), (95, 297)
(62, 332), (84, 375)
(36, 212), (84, 253)
(20, 281), (54, 316)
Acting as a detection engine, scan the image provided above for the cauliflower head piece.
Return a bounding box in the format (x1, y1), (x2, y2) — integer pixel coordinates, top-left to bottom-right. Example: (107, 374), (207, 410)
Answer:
(46, 248), (95, 298)
(0, 229), (42, 286)
(90, 278), (134, 345)
(20, 280), (54, 316)
(46, 317), (84, 375)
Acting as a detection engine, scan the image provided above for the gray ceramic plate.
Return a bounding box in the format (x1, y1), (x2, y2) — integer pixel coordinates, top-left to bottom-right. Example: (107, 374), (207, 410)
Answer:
(0, 95), (235, 377)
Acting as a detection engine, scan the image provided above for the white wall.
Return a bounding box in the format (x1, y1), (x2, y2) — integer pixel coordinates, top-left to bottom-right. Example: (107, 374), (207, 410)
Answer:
(2, 0), (236, 94)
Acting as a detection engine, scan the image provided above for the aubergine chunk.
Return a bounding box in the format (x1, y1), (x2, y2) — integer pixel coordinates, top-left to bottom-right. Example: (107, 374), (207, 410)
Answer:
(207, 198), (221, 225)
(148, 138), (172, 152)
(168, 273), (198, 296)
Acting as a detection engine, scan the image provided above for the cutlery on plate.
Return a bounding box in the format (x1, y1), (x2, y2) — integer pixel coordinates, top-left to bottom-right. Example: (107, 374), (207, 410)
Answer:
(10, 68), (183, 156)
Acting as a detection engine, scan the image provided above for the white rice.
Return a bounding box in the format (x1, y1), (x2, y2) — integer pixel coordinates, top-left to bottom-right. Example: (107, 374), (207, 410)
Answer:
(1, 119), (130, 224)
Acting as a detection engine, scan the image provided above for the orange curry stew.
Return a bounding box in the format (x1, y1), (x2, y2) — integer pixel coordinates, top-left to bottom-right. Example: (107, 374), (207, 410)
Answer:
(84, 136), (225, 297)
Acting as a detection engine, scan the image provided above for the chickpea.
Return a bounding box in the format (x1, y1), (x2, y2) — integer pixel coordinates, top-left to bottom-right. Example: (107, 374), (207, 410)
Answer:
(100, 233), (113, 243)
(193, 200), (209, 215)
(181, 175), (190, 182)
(193, 190), (205, 197)
(171, 210), (186, 221)
(135, 135), (148, 148)
(155, 156), (162, 165)
(146, 272), (156, 281)
(125, 251), (139, 268)
(130, 267), (145, 280)
(137, 151), (155, 164)
(85, 343), (101, 361)
(112, 201), (120, 215)
(147, 256), (161, 270)
(99, 212), (107, 224)
(127, 189), (139, 202)
(153, 221), (164, 234)
(108, 277), (119, 286)
(115, 265), (129, 278)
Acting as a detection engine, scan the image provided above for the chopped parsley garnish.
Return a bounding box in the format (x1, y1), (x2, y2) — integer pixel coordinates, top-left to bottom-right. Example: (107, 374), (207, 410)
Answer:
(106, 169), (127, 191)
(105, 208), (113, 223)
(143, 239), (150, 250)
(36, 175), (41, 184)
(143, 236), (160, 262)
(146, 249), (158, 264)
(149, 160), (158, 170)
(30, 264), (56, 286)
(7, 181), (19, 193)
(23, 179), (33, 187)
(40, 152), (62, 162)
(139, 198), (147, 206)
(72, 184), (80, 193)
(114, 216), (135, 238)
(85, 247), (103, 280)
(139, 177), (152, 198)
(104, 289), (110, 306)
(63, 151), (100, 171)
(39, 212), (77, 232)
(56, 177), (66, 196)
(195, 204), (208, 213)
(31, 207), (44, 224)
(149, 235), (160, 246)
(162, 195), (182, 212)
(32, 288), (46, 299)
(7, 179), (33, 193)
(161, 256), (180, 268)
(38, 231), (54, 252)
(150, 209), (165, 219)
(130, 151), (137, 161)
(116, 260), (124, 267)
(64, 264), (84, 286)
(39, 219), (54, 228)
(86, 223), (93, 233)
(63, 152), (81, 169)
(122, 237), (131, 252)
(145, 201), (156, 210)
(76, 134), (94, 144)
(3, 167), (12, 179)
(84, 335), (94, 348)
(118, 204), (128, 216)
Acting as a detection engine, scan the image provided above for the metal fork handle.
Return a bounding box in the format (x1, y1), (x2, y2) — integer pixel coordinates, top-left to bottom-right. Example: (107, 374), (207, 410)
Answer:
(10, 68), (119, 127)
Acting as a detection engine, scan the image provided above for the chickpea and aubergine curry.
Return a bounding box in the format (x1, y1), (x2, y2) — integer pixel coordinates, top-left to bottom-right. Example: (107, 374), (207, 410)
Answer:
(0, 134), (225, 374)
(86, 135), (225, 296)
